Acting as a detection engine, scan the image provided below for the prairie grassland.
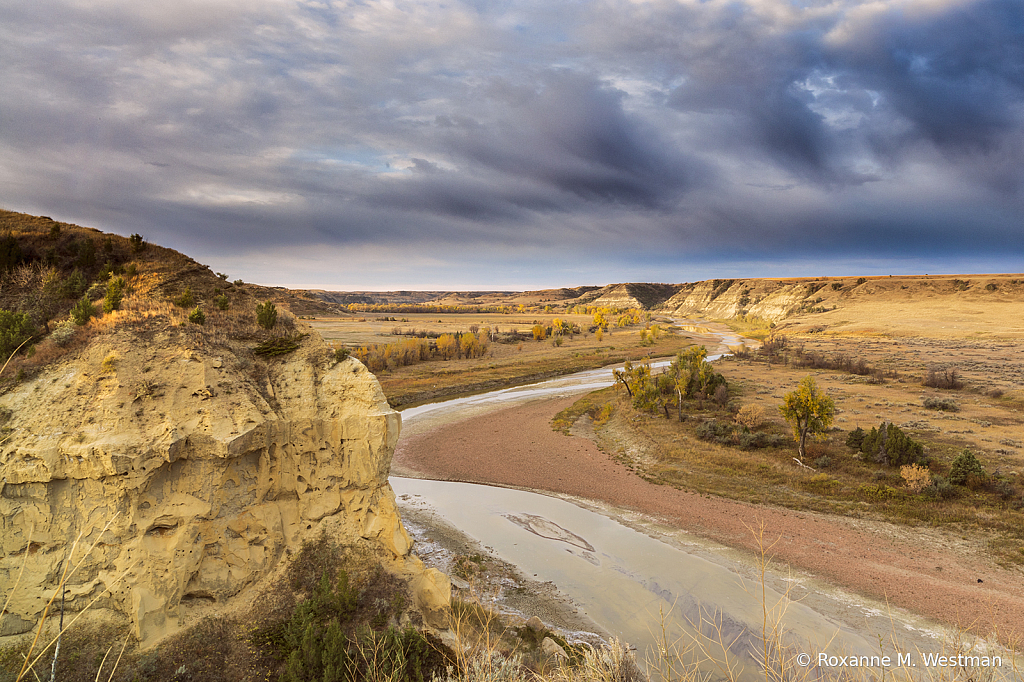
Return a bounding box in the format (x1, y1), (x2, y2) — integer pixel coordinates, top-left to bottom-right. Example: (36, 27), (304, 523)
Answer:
(554, 332), (1024, 568)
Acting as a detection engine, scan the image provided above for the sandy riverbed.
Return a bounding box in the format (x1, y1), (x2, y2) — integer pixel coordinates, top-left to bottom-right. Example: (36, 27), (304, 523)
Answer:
(392, 395), (1024, 646)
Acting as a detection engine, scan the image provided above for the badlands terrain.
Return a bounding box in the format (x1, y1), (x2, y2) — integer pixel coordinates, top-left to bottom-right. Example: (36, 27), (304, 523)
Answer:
(1, 208), (1022, 681)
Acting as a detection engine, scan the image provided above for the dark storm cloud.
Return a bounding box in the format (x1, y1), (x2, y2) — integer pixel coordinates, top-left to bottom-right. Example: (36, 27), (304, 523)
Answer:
(0, 0), (1022, 287)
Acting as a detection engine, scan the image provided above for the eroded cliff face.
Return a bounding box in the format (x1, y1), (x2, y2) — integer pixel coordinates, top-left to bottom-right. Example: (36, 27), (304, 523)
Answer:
(657, 280), (819, 321)
(0, 329), (449, 645)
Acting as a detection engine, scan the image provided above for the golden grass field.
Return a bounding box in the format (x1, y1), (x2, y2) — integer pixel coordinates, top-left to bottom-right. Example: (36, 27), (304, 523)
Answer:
(307, 313), (695, 407)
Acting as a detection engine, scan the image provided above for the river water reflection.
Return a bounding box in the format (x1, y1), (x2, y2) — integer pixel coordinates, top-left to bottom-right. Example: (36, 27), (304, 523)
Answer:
(392, 477), (875, 678)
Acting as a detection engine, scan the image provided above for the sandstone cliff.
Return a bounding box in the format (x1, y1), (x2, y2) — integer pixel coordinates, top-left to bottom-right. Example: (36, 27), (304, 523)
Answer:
(0, 327), (449, 646)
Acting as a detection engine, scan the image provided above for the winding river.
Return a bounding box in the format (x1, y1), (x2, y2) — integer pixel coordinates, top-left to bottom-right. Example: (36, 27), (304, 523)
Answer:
(390, 321), (949, 678)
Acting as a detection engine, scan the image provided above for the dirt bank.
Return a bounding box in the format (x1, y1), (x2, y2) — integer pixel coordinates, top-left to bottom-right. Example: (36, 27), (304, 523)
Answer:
(393, 396), (1024, 644)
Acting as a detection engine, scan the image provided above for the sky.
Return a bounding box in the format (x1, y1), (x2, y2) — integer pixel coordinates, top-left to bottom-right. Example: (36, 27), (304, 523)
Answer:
(1, 0), (1022, 290)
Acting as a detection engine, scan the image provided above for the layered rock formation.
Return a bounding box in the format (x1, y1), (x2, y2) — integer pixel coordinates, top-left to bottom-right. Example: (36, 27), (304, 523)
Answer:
(0, 328), (449, 645)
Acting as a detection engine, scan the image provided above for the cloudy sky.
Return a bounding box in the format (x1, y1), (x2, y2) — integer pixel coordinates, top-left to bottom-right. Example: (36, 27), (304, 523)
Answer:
(1, 0), (1021, 289)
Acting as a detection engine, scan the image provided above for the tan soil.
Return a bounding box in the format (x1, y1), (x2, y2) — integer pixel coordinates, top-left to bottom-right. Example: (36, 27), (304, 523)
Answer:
(393, 396), (1024, 645)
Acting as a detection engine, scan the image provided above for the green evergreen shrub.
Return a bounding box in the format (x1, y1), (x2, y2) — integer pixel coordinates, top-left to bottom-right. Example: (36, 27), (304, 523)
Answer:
(103, 276), (126, 313)
(948, 449), (984, 487)
(188, 307), (206, 325)
(71, 296), (95, 325)
(129, 233), (146, 252)
(0, 233), (23, 271)
(58, 269), (88, 299)
(256, 301), (278, 330)
(845, 427), (866, 449)
(859, 422), (925, 467)
(173, 287), (194, 308)
(0, 309), (35, 357)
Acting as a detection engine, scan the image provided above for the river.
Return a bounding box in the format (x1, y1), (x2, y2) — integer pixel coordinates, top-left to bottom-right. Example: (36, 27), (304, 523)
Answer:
(389, 320), (958, 678)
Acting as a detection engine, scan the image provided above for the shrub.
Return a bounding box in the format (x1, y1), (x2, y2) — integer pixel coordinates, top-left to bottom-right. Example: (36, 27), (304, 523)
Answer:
(71, 296), (95, 325)
(233, 279), (244, 286)
(900, 464), (931, 493)
(173, 287), (195, 308)
(85, 282), (105, 300)
(856, 277), (867, 285)
(0, 233), (24, 271)
(815, 455), (831, 469)
(804, 472), (840, 493)
(76, 238), (96, 268)
(129, 233), (146, 252)
(923, 397), (959, 412)
(860, 422), (925, 467)
(845, 427), (866, 450)
(101, 352), (118, 373)
(188, 306), (206, 325)
(51, 318), (77, 346)
(254, 333), (307, 357)
(735, 404), (766, 429)
(924, 475), (960, 500)
(696, 419), (734, 444)
(58, 269), (88, 299)
(0, 309), (36, 358)
(334, 347), (350, 362)
(215, 294), (230, 310)
(948, 449), (984, 487)
(923, 367), (964, 389)
(103, 276), (126, 313)
(256, 301), (278, 330)
(858, 483), (900, 501)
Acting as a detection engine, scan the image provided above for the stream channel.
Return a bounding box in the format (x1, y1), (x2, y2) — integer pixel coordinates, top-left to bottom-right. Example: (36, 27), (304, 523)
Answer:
(390, 321), (949, 677)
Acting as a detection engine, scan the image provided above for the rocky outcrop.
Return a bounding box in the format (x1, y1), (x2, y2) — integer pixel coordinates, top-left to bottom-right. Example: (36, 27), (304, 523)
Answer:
(657, 279), (827, 321)
(0, 329), (449, 645)
(579, 283), (681, 310)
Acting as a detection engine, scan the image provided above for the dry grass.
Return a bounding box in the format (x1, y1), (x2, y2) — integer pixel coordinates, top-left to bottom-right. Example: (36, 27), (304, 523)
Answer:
(553, 338), (1024, 567)
(309, 314), (696, 407)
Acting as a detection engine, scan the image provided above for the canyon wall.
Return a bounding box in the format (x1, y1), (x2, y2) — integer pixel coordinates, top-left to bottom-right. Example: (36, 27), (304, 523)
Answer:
(0, 329), (448, 645)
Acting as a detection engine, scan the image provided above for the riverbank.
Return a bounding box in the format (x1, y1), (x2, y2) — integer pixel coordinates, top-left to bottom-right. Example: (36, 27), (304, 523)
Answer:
(392, 395), (1024, 646)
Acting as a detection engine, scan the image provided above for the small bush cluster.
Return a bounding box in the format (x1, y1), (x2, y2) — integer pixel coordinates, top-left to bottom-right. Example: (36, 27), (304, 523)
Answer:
(947, 449), (984, 488)
(254, 333), (308, 357)
(248, 536), (454, 682)
(51, 317), (77, 346)
(103, 275), (127, 313)
(257, 301), (278, 329)
(0, 309), (35, 358)
(850, 422), (926, 467)
(923, 367), (964, 389)
(70, 296), (94, 325)
(173, 287), (195, 308)
(789, 348), (888, 381)
(735, 404), (766, 429)
(696, 419), (784, 449)
(923, 397), (959, 412)
(900, 464), (931, 492)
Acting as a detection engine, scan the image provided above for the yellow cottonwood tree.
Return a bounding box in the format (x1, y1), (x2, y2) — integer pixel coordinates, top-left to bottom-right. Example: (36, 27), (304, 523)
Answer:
(779, 376), (835, 458)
